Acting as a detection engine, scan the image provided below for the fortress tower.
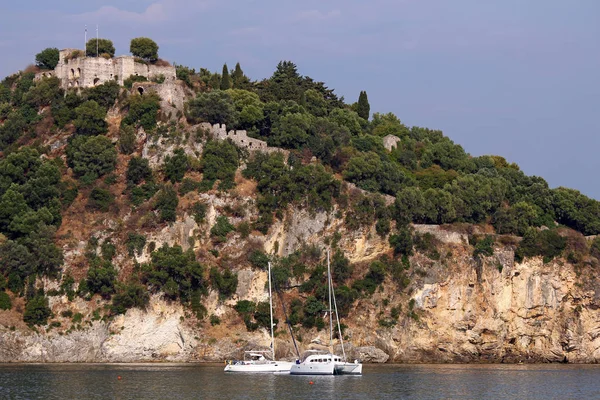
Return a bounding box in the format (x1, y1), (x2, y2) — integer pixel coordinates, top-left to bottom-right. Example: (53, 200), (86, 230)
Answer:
(35, 49), (176, 89)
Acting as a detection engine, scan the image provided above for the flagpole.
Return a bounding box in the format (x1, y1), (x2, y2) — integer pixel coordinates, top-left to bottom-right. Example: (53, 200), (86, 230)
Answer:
(96, 24), (99, 57)
(84, 25), (87, 57)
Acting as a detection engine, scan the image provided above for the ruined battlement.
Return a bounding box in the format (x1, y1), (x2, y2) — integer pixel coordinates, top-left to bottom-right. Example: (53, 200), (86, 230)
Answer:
(35, 48), (176, 89)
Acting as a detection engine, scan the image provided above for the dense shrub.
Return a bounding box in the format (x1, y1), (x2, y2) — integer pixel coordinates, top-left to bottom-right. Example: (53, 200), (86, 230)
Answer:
(83, 81), (120, 110)
(515, 228), (567, 263)
(111, 282), (150, 315)
(164, 149), (189, 183)
(142, 244), (205, 302)
(210, 216), (234, 243)
(248, 250), (270, 270)
(154, 185), (178, 222)
(302, 296), (325, 329)
(0, 291), (11, 310)
(126, 232), (146, 257)
(210, 267), (238, 299)
(73, 100), (108, 136)
(23, 293), (52, 326)
(66, 135), (117, 182)
(389, 227), (413, 257)
(352, 261), (386, 295)
(186, 91), (238, 126)
(126, 157), (153, 186)
(86, 259), (117, 299)
(201, 140), (239, 187)
(122, 92), (161, 131)
(472, 235), (495, 258)
(87, 187), (114, 212)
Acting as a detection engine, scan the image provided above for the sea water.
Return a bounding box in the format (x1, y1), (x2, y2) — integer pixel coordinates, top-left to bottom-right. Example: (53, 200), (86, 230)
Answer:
(1, 363), (599, 399)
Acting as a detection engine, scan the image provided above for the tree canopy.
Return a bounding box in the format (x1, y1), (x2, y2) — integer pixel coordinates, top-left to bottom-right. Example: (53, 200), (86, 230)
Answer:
(35, 48), (59, 70)
(86, 38), (115, 58)
(130, 37), (159, 62)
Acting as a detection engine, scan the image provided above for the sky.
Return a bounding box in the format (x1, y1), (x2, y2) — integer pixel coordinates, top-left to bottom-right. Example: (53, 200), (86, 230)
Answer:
(1, 0), (599, 198)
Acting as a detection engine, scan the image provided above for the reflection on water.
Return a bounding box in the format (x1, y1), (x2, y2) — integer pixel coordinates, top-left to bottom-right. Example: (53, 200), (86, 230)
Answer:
(1, 363), (600, 399)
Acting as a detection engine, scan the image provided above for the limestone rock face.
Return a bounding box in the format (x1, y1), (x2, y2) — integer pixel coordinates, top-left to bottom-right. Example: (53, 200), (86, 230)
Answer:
(1, 197), (599, 363)
(0, 296), (198, 362)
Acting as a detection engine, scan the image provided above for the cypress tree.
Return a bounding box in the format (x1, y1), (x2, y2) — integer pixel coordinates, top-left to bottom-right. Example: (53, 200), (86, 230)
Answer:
(357, 90), (370, 120)
(232, 62), (244, 88)
(220, 63), (232, 90)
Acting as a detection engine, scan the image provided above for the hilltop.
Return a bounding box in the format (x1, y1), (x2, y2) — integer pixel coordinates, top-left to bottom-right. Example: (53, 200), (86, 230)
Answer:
(1, 37), (600, 363)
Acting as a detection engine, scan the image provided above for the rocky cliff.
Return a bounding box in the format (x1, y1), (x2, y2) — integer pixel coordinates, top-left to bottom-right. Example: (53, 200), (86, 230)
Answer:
(1, 206), (598, 363)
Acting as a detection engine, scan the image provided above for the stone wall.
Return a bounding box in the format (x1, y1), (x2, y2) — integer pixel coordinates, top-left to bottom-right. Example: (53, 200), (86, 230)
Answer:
(383, 134), (401, 151)
(35, 48), (176, 89)
(196, 123), (288, 156)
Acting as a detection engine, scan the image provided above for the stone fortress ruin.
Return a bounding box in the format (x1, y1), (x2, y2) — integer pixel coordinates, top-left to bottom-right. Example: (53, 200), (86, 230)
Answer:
(35, 48), (176, 89)
(35, 47), (283, 156)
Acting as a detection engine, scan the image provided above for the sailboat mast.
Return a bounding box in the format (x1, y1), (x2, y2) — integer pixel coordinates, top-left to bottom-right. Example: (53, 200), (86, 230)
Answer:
(268, 261), (275, 361)
(327, 249), (333, 351)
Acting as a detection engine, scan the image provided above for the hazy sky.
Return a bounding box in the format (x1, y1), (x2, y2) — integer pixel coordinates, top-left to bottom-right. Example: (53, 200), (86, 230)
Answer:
(1, 1), (599, 198)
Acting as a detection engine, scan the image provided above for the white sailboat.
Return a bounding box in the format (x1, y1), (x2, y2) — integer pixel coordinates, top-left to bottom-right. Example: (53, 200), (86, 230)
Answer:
(290, 249), (363, 376)
(224, 262), (294, 373)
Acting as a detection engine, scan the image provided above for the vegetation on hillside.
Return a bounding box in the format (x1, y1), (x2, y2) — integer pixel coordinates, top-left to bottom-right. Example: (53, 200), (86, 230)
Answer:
(0, 39), (598, 331)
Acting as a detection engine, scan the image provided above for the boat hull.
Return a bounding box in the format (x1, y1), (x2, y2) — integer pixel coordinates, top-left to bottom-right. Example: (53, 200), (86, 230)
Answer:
(289, 362), (335, 375)
(224, 361), (294, 373)
(334, 362), (362, 375)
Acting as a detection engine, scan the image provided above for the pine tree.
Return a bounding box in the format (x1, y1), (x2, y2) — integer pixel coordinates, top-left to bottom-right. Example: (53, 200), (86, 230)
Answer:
(220, 63), (232, 90)
(357, 91), (370, 120)
(209, 74), (221, 90)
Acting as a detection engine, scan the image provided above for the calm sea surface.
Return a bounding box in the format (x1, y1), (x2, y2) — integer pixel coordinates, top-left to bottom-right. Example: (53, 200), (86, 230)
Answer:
(1, 363), (599, 399)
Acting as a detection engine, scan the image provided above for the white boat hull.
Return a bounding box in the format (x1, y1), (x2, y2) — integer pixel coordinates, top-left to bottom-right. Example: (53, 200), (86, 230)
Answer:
(334, 362), (362, 375)
(224, 361), (294, 373)
(289, 362), (335, 375)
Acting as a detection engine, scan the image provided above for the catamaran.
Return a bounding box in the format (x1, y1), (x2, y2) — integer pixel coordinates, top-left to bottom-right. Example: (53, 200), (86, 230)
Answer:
(224, 262), (294, 373)
(290, 249), (362, 376)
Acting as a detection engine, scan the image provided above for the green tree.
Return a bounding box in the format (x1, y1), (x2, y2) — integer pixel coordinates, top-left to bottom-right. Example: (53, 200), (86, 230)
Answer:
(24, 76), (62, 107)
(118, 125), (137, 154)
(154, 185), (179, 222)
(83, 81), (120, 110)
(130, 37), (159, 62)
(227, 89), (264, 130)
(23, 293), (51, 325)
(393, 187), (426, 225)
(303, 89), (328, 117)
(201, 139), (239, 184)
(122, 92), (161, 131)
(357, 90), (370, 120)
(66, 135), (117, 182)
(142, 244), (205, 301)
(111, 282), (149, 315)
(270, 112), (312, 148)
(164, 149), (189, 183)
(88, 187), (114, 212)
(232, 62), (250, 89)
(86, 38), (115, 57)
(210, 267), (238, 299)
(0, 292), (11, 310)
(331, 249), (352, 284)
(186, 91), (238, 126)
(86, 259), (117, 298)
(220, 63), (232, 90)
(126, 157), (153, 186)
(73, 100), (108, 136)
(35, 47), (60, 70)
(389, 226), (413, 257)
